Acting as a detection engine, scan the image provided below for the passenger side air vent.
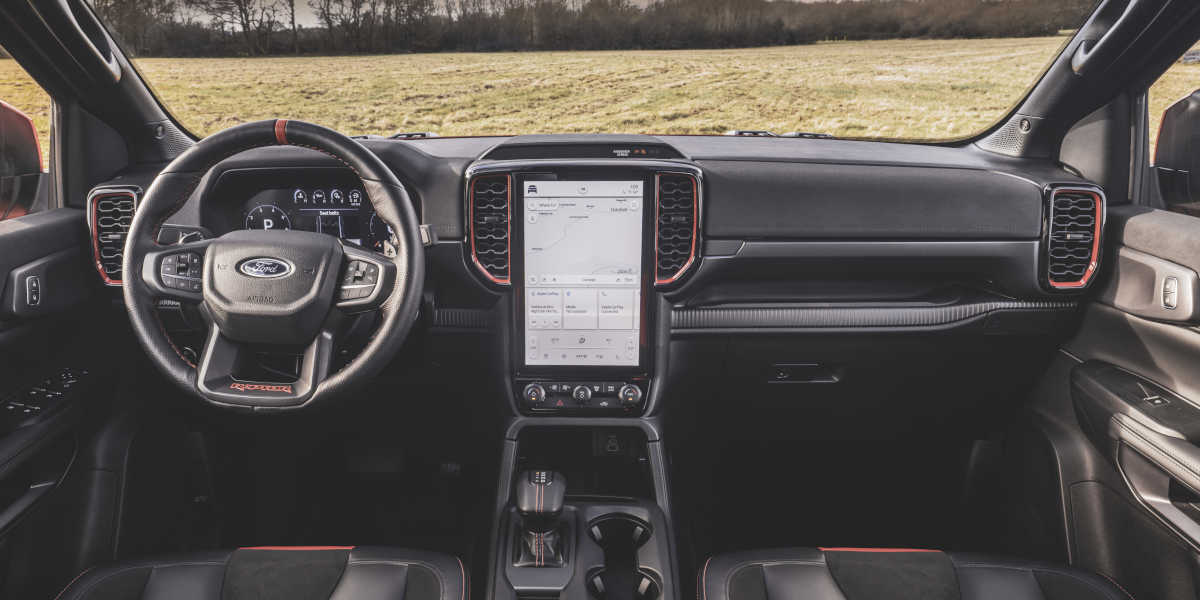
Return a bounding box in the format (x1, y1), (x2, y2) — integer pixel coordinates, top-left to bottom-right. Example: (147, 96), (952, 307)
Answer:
(655, 173), (699, 285)
(88, 188), (138, 285)
(1044, 186), (1103, 290)
(469, 174), (511, 284)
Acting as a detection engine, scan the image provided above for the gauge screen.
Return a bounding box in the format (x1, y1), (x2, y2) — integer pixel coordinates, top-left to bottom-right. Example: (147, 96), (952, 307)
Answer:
(241, 187), (392, 252)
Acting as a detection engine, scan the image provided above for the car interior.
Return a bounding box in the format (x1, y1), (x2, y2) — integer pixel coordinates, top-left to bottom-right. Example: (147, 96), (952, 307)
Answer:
(2, 0), (1200, 599)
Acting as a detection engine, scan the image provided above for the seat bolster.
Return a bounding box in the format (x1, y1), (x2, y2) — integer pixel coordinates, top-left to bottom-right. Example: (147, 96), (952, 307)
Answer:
(55, 551), (232, 600)
(948, 553), (1133, 600)
(700, 548), (844, 600)
(331, 547), (468, 600)
(700, 549), (1135, 600)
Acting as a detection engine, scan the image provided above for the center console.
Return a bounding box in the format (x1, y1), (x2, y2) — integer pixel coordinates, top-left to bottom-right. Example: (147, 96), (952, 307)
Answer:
(467, 153), (699, 600)
(491, 429), (678, 600)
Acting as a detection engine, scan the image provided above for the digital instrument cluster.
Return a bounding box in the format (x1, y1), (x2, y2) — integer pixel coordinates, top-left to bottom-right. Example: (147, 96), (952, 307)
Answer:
(241, 187), (394, 251)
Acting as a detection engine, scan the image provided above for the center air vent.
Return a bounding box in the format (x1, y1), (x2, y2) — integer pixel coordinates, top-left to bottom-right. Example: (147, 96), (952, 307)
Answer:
(655, 173), (699, 285)
(1044, 187), (1103, 290)
(469, 174), (511, 284)
(88, 188), (137, 285)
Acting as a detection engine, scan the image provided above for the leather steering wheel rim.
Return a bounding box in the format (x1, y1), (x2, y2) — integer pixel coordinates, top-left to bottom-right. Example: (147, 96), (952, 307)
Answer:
(122, 119), (425, 411)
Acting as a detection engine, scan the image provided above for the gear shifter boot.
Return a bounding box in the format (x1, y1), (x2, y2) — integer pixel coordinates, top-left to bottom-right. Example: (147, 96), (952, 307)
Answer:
(514, 470), (568, 567)
(516, 527), (566, 567)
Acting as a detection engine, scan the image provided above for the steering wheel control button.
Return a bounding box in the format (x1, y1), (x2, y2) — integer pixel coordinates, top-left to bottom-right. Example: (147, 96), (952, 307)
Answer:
(159, 251), (205, 293)
(523, 383), (547, 407)
(338, 259), (382, 302)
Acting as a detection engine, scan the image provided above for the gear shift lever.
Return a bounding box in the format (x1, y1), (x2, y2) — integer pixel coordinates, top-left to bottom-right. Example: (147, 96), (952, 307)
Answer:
(515, 470), (567, 567)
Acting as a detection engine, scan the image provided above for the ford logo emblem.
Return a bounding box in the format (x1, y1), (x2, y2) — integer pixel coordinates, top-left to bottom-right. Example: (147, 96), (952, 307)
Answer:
(238, 257), (292, 279)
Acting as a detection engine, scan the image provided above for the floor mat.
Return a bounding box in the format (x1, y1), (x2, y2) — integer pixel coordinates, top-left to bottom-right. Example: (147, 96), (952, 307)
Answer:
(679, 439), (1005, 557)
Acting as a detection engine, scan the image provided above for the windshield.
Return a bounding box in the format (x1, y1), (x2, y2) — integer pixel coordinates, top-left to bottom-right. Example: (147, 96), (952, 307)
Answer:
(93, 0), (1095, 141)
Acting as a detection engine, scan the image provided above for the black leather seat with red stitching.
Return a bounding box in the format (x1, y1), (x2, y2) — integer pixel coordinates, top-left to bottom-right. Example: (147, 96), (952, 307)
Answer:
(55, 547), (467, 600)
(699, 548), (1132, 600)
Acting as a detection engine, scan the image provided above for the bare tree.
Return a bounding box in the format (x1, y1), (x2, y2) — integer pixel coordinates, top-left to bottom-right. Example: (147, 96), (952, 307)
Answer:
(186, 0), (282, 55)
(286, 0), (299, 53)
(310, 0), (342, 50)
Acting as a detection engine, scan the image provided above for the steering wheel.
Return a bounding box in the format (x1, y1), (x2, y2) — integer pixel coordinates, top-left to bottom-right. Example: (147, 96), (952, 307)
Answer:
(122, 120), (424, 411)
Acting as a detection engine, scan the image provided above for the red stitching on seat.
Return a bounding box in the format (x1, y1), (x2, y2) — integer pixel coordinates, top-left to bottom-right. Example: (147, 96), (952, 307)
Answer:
(240, 546), (355, 551)
(819, 547), (941, 553)
(53, 567), (92, 600)
(456, 556), (468, 600)
(1099, 573), (1137, 600)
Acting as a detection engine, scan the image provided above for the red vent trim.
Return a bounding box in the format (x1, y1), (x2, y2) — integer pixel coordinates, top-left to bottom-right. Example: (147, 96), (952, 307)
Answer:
(654, 173), (698, 285)
(469, 174), (511, 284)
(1048, 189), (1103, 289)
(90, 191), (135, 286)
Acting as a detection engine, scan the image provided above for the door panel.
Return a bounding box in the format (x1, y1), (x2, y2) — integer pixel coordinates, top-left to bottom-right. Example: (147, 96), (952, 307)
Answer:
(0, 205), (101, 595)
(1036, 204), (1200, 599)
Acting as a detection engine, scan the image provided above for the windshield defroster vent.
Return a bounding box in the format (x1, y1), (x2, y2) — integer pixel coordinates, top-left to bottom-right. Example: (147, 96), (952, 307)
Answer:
(469, 173), (511, 284)
(1044, 186), (1103, 290)
(88, 188), (138, 285)
(655, 173), (699, 285)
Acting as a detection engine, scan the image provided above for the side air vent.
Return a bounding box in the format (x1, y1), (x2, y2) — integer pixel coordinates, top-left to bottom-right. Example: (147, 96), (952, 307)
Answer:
(1044, 186), (1103, 290)
(88, 188), (138, 285)
(469, 174), (511, 284)
(655, 173), (699, 285)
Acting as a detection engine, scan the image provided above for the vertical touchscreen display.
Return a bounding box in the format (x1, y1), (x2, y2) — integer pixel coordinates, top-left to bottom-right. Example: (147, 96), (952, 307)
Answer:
(523, 180), (643, 367)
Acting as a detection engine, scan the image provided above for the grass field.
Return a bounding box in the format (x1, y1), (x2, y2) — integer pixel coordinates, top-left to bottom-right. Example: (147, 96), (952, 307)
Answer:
(2, 36), (1195, 160)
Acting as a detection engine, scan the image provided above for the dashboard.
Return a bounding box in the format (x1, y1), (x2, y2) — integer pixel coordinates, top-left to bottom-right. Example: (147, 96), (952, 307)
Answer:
(86, 134), (1106, 419)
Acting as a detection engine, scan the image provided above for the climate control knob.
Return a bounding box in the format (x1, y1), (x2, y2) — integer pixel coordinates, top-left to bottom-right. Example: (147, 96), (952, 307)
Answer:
(618, 384), (643, 408)
(522, 383), (547, 408)
(572, 385), (592, 404)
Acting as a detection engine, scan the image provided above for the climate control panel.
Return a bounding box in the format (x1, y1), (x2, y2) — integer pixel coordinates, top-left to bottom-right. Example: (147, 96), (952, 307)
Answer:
(517, 380), (644, 414)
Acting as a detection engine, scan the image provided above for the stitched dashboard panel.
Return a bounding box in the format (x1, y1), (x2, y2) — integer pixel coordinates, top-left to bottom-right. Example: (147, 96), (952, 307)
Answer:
(672, 299), (1077, 331)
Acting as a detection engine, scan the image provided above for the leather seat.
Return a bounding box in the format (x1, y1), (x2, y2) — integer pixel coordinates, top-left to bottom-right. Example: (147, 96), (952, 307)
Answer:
(699, 548), (1132, 600)
(55, 546), (467, 600)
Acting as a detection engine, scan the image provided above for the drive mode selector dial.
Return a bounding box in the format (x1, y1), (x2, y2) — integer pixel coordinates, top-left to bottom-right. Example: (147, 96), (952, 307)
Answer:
(523, 383), (547, 407)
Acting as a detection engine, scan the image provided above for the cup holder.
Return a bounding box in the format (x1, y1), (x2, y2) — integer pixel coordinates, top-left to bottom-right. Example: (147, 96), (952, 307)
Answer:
(587, 568), (661, 600)
(588, 514), (653, 549)
(586, 514), (658, 600)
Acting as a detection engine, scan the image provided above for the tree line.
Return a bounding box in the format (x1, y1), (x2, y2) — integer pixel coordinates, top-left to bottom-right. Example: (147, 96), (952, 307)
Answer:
(91, 0), (1096, 57)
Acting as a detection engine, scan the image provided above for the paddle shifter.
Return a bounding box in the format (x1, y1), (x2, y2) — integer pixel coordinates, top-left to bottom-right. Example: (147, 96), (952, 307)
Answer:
(515, 469), (568, 567)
